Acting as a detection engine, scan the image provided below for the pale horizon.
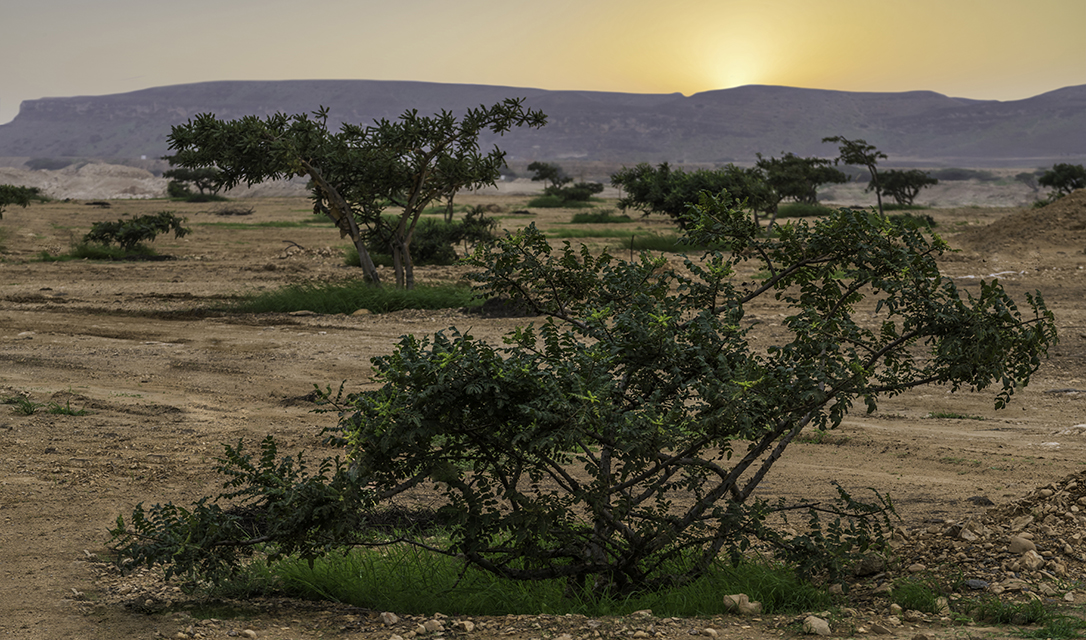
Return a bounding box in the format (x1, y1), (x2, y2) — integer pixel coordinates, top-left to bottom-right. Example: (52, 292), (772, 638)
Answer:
(2, 0), (1084, 126)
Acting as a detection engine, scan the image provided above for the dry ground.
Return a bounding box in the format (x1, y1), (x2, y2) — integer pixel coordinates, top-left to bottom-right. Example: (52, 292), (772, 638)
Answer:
(1, 190), (1084, 639)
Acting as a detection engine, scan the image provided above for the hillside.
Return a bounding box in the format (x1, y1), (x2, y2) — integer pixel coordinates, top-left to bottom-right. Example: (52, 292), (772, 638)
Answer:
(0, 80), (1083, 167)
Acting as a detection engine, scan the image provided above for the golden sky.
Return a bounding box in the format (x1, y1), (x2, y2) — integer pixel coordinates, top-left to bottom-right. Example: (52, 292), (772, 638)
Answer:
(1, 0), (1084, 124)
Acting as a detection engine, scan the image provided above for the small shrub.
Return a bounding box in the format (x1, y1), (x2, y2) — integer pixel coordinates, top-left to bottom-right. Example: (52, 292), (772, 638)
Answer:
(569, 210), (632, 224)
(776, 203), (835, 218)
(84, 211), (191, 252)
(929, 168), (997, 182)
(887, 212), (936, 229)
(211, 204), (254, 216)
(526, 194), (596, 208)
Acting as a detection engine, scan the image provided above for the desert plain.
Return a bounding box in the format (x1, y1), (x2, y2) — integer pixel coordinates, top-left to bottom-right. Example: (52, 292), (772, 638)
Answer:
(1, 180), (1085, 639)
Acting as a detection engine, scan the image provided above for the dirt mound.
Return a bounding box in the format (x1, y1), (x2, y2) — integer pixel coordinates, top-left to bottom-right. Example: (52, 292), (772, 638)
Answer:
(0, 162), (168, 200)
(954, 189), (1086, 254)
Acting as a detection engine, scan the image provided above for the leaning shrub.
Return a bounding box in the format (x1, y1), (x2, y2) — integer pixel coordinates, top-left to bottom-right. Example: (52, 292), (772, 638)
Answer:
(109, 193), (1056, 598)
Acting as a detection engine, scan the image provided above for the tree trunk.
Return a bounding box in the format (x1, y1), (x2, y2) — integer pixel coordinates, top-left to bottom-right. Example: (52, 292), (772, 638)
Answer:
(302, 161), (382, 286)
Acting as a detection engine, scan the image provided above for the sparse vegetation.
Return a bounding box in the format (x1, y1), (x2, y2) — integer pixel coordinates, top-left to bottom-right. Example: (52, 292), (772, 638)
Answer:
(232, 280), (481, 315)
(83, 211), (191, 252)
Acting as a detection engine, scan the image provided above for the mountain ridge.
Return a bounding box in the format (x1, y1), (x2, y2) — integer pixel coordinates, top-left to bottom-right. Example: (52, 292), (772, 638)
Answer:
(1, 80), (1083, 167)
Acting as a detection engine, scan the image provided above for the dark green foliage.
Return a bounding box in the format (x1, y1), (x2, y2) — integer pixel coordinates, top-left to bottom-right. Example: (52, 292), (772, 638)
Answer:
(610, 162), (773, 227)
(109, 436), (375, 581)
(1038, 163), (1086, 197)
(234, 281), (480, 315)
(527, 161), (604, 203)
(570, 211), (632, 224)
(0, 184), (47, 219)
(366, 208), (498, 266)
(886, 212), (936, 229)
(167, 98), (546, 289)
(527, 161), (569, 189)
(755, 152), (848, 205)
(83, 211), (191, 252)
(875, 169), (938, 206)
(776, 203), (836, 219)
(929, 168), (998, 182)
(109, 193), (1056, 597)
(163, 166), (223, 195)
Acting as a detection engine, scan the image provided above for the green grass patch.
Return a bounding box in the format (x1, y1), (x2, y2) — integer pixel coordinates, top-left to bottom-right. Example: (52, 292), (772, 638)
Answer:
(569, 210), (633, 224)
(891, 576), (942, 614)
(196, 220), (334, 229)
(887, 213), (937, 230)
(928, 411), (984, 421)
(526, 195), (598, 209)
(232, 280), (481, 315)
(776, 203), (836, 218)
(620, 233), (702, 253)
(214, 546), (830, 618)
(548, 228), (637, 240)
(37, 243), (160, 262)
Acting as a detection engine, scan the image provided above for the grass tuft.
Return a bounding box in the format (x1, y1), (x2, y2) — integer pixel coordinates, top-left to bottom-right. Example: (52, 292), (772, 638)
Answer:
(210, 546), (831, 618)
(232, 281), (481, 315)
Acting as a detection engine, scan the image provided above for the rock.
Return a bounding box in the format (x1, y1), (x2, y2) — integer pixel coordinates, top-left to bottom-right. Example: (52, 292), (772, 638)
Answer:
(871, 623), (893, 634)
(1008, 536), (1037, 553)
(889, 604), (903, 616)
(828, 583), (844, 595)
(241, 631), (257, 639)
(803, 616), (831, 636)
(422, 619), (444, 633)
(873, 583), (894, 595)
(907, 563), (927, 572)
(1021, 549), (1046, 571)
(964, 578), (990, 590)
(853, 554), (885, 576)
(722, 593), (762, 615)
(701, 628), (719, 638)
(903, 610), (924, 623)
(351, 309), (371, 316)
(934, 597), (950, 616)
(380, 612), (400, 626)
(453, 620), (475, 632)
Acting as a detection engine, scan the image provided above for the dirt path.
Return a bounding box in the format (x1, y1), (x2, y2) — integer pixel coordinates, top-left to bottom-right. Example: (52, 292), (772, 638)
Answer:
(1, 194), (1084, 639)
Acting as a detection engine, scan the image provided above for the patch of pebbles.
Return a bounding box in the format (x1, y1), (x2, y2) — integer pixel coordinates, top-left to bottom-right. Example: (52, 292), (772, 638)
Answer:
(876, 469), (1085, 602)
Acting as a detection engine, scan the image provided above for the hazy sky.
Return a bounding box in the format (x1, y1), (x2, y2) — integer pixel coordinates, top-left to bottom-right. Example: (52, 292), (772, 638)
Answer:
(2, 0), (1084, 124)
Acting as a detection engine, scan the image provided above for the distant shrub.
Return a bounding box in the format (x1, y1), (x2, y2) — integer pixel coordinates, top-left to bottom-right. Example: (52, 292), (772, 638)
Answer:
(887, 212), (936, 229)
(527, 194), (595, 208)
(777, 203), (836, 218)
(84, 211), (191, 252)
(929, 168), (997, 182)
(570, 210), (632, 224)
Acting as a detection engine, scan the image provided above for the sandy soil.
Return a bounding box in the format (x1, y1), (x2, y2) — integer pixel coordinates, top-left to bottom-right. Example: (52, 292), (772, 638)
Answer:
(1, 191), (1084, 639)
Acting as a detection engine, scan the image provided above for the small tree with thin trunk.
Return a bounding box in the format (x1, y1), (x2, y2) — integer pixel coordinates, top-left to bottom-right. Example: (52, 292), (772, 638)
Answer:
(823, 136), (888, 215)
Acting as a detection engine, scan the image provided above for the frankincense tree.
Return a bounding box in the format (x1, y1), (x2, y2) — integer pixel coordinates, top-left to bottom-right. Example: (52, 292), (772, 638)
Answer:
(110, 193), (1056, 594)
